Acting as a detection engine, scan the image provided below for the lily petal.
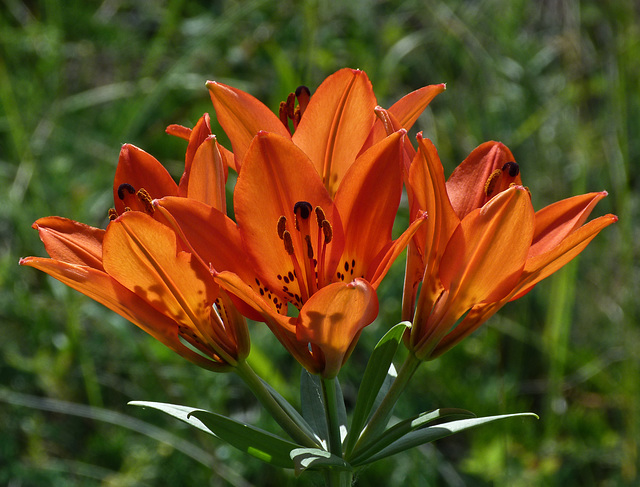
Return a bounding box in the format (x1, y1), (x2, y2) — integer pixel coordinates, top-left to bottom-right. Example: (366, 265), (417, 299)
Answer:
(296, 279), (378, 378)
(19, 257), (227, 371)
(334, 130), (405, 283)
(113, 144), (178, 214)
(439, 186), (534, 310)
(513, 213), (618, 298)
(33, 217), (104, 270)
(292, 68), (377, 196)
(207, 81), (290, 170)
(446, 141), (521, 219)
(103, 212), (227, 356)
(530, 191), (608, 258)
(234, 132), (344, 303)
(179, 136), (227, 212)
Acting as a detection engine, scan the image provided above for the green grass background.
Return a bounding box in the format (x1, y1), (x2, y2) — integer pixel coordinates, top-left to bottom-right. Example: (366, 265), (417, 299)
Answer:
(1, 1), (637, 485)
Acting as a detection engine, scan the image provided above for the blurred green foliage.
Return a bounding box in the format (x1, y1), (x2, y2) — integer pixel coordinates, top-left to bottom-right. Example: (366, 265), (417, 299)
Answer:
(1, 0), (637, 485)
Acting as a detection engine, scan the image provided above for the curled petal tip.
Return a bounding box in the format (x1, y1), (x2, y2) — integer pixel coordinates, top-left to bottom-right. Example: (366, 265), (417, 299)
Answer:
(18, 257), (28, 266)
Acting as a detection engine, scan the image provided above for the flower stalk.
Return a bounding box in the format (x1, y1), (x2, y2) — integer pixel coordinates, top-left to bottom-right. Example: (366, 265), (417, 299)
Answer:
(234, 360), (319, 449)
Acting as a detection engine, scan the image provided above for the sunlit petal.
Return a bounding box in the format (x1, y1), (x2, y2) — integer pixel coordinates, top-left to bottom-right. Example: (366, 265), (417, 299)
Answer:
(446, 141), (521, 219)
(33, 217), (104, 270)
(293, 68), (377, 196)
(440, 186), (534, 309)
(207, 80), (290, 170)
(113, 144), (178, 214)
(334, 131), (405, 283)
(296, 279), (378, 378)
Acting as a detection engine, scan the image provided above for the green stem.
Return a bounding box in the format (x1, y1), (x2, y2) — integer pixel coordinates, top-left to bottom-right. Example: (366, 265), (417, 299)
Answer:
(349, 352), (422, 457)
(235, 360), (318, 448)
(324, 468), (353, 487)
(322, 378), (342, 457)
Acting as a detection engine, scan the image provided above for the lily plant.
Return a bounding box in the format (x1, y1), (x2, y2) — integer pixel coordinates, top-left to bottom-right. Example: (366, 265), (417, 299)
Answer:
(21, 68), (617, 486)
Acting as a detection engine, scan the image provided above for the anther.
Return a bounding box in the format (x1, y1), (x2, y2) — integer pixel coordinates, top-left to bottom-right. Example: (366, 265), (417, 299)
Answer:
(282, 231), (295, 255)
(294, 201), (313, 220)
(277, 216), (287, 239)
(322, 220), (333, 244)
(315, 206), (326, 226)
(484, 169), (502, 197)
(117, 183), (136, 200)
(502, 161), (519, 177)
(136, 188), (155, 214)
(108, 208), (118, 221)
(304, 235), (314, 259)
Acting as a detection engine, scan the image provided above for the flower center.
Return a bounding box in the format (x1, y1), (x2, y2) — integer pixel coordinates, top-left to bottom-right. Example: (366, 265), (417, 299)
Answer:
(109, 183), (155, 220)
(484, 161), (520, 198)
(275, 200), (333, 307)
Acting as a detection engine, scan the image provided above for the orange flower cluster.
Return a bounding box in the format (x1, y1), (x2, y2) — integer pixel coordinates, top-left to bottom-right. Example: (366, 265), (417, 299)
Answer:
(21, 69), (616, 377)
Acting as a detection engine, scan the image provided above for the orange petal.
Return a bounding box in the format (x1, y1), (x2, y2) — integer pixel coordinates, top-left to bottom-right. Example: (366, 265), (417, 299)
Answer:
(530, 191), (608, 258)
(19, 257), (226, 371)
(215, 270), (325, 373)
(388, 83), (447, 129)
(446, 141), (520, 219)
(292, 68), (377, 196)
(411, 135), (460, 275)
(439, 186), (534, 312)
(184, 113), (212, 169)
(166, 124), (192, 140)
(154, 197), (249, 280)
(33, 217), (104, 270)
(334, 131), (405, 283)
(234, 132), (344, 302)
(206, 81), (290, 170)
(296, 279), (378, 378)
(178, 136), (227, 212)
(113, 144), (178, 214)
(512, 213), (618, 298)
(368, 212), (428, 289)
(366, 83), (447, 148)
(103, 212), (220, 349)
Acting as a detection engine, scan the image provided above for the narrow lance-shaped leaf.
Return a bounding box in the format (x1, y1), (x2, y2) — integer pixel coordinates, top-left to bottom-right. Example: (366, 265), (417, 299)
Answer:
(354, 412), (539, 466)
(348, 408), (474, 464)
(345, 321), (409, 455)
(301, 370), (328, 447)
(130, 401), (300, 468)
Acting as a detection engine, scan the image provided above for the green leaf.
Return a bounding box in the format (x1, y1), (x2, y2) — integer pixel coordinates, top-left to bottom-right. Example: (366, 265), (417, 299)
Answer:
(129, 401), (218, 436)
(300, 370), (328, 446)
(290, 448), (351, 476)
(354, 412), (539, 466)
(349, 408), (474, 464)
(345, 321), (409, 455)
(259, 378), (321, 443)
(333, 378), (348, 445)
(130, 401), (300, 468)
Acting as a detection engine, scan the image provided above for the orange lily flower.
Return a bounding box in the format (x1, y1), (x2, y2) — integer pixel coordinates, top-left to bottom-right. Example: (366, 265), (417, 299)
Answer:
(157, 130), (427, 378)
(405, 135), (617, 360)
(20, 211), (250, 371)
(207, 67), (445, 196)
(111, 113), (231, 219)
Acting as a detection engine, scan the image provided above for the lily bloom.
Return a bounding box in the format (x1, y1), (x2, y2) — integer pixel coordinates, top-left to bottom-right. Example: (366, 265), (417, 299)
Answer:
(206, 67), (445, 196)
(405, 135), (617, 360)
(111, 112), (231, 220)
(158, 130), (426, 378)
(20, 211), (250, 371)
